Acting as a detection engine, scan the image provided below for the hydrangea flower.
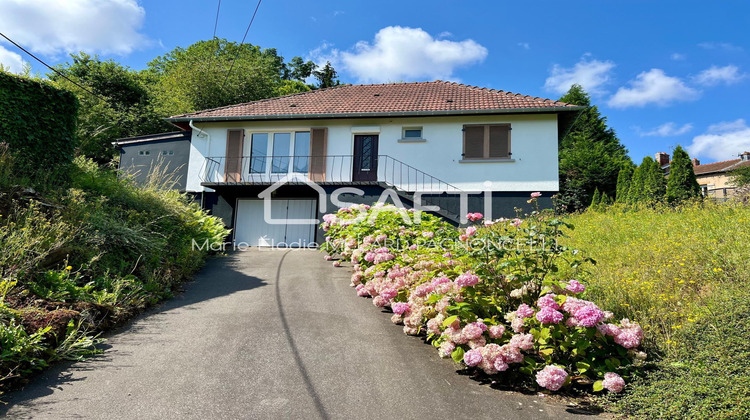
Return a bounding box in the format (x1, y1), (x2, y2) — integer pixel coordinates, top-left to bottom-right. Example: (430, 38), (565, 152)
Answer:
(438, 341), (455, 358)
(509, 333), (534, 351)
(455, 272), (480, 288)
(463, 349), (483, 366)
(536, 307), (564, 324)
(565, 279), (586, 294)
(516, 304), (535, 319)
(536, 294), (560, 310)
(461, 323), (484, 341)
(494, 358), (509, 372)
(602, 372), (626, 393)
(499, 344), (524, 364)
(392, 302), (410, 315)
(574, 305), (604, 327)
(488, 324), (506, 338)
(536, 365), (568, 391)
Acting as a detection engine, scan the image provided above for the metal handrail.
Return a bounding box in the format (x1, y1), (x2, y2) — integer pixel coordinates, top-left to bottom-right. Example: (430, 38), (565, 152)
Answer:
(199, 154), (462, 192)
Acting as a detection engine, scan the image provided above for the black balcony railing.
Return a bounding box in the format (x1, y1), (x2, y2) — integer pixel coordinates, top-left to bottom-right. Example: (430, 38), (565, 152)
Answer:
(199, 155), (464, 221)
(200, 155), (462, 193)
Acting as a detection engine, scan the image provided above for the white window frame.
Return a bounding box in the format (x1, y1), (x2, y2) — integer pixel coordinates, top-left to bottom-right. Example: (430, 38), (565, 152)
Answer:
(244, 129), (312, 177)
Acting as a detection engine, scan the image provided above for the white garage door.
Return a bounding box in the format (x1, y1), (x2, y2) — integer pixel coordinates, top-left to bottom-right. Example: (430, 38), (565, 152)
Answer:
(234, 199), (317, 247)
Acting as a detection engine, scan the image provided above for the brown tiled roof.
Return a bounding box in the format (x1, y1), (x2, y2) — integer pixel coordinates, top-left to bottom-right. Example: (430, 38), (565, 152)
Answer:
(694, 158), (750, 175)
(168, 80), (582, 121)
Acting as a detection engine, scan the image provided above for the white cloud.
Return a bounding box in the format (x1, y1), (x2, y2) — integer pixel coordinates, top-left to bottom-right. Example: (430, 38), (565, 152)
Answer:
(639, 122), (694, 137)
(0, 45), (27, 73)
(688, 119), (750, 161)
(518, 42), (530, 50)
(0, 0), (147, 56)
(670, 53), (687, 60)
(608, 69), (699, 108)
(693, 65), (746, 86)
(314, 26), (488, 83)
(543, 56), (615, 95)
(698, 42), (743, 52)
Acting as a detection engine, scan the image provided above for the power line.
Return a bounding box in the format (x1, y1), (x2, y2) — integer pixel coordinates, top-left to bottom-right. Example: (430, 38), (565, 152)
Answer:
(0, 31), (108, 103)
(212, 0), (222, 38)
(220, 0), (263, 91)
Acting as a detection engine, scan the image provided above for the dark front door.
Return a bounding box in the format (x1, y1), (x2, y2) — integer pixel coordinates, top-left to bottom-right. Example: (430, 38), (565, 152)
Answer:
(353, 135), (378, 182)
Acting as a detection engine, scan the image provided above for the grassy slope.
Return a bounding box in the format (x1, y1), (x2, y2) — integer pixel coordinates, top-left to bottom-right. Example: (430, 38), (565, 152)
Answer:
(561, 202), (750, 419)
(0, 150), (228, 393)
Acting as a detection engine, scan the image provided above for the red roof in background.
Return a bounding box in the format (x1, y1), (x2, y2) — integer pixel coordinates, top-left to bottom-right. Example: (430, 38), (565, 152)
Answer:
(168, 80), (581, 121)
(694, 158), (750, 175)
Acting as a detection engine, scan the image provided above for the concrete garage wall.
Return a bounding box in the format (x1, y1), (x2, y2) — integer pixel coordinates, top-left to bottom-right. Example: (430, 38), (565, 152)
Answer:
(185, 114), (560, 193)
(118, 134), (191, 191)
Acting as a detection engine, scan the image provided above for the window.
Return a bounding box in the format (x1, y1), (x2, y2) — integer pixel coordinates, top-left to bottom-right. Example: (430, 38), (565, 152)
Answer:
(462, 124), (511, 160)
(293, 131), (310, 173)
(138, 150), (150, 156)
(248, 131), (312, 175)
(162, 150), (174, 156)
(271, 133), (291, 173)
(250, 133), (268, 173)
(403, 127), (423, 139)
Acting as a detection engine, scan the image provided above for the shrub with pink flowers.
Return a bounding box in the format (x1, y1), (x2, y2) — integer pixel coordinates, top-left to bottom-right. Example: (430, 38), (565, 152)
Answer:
(321, 197), (645, 394)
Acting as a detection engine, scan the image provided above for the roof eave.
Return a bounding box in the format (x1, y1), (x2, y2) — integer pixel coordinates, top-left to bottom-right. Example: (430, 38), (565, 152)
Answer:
(167, 106), (585, 123)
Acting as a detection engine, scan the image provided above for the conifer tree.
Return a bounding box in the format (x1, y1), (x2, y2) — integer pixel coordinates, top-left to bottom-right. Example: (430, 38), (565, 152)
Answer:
(556, 85), (632, 211)
(642, 157), (667, 202)
(590, 187), (601, 209)
(666, 145), (702, 203)
(628, 164), (645, 203)
(616, 165), (634, 203)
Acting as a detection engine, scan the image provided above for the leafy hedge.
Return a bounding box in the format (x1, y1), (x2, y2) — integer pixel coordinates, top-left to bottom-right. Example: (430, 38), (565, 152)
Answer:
(0, 72), (78, 175)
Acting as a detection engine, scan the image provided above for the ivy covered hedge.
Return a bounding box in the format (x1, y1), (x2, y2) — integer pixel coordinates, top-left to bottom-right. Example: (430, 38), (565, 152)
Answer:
(0, 72), (78, 175)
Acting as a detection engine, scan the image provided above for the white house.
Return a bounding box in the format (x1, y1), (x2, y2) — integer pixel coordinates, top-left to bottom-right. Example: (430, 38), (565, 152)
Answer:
(162, 81), (581, 246)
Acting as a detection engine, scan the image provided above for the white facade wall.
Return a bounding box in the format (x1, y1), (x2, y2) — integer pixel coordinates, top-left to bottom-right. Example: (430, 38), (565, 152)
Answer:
(185, 113), (559, 192)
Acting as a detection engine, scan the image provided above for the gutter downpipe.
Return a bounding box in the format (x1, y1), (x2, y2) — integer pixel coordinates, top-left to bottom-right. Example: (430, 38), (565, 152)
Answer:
(189, 119), (211, 208)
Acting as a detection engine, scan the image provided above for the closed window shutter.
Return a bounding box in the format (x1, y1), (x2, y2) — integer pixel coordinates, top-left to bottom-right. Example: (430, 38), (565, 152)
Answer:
(463, 126), (484, 159)
(488, 125), (510, 158)
(309, 128), (327, 182)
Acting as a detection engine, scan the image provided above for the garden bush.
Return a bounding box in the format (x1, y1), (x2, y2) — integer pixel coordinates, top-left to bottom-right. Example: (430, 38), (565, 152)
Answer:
(320, 197), (646, 394)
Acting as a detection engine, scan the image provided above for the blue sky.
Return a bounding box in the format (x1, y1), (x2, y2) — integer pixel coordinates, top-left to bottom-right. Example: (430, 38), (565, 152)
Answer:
(1, 0), (748, 163)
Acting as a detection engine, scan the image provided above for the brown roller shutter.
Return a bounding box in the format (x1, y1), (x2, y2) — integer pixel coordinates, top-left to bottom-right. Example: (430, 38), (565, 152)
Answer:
(489, 125), (510, 158)
(309, 127), (327, 182)
(463, 125), (484, 159)
(225, 129), (244, 182)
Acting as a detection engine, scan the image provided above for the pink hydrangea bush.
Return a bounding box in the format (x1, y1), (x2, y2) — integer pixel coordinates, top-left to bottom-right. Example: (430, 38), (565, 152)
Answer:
(320, 197), (644, 393)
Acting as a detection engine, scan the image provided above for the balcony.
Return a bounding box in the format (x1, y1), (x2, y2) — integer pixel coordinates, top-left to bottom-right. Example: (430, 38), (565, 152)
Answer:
(199, 155), (462, 194)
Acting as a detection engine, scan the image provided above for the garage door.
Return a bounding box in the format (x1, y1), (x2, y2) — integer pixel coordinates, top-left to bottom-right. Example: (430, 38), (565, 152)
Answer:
(234, 199), (317, 247)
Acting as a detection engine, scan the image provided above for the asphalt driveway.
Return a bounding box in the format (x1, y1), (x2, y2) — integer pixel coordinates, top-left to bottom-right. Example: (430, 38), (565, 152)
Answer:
(1, 249), (597, 419)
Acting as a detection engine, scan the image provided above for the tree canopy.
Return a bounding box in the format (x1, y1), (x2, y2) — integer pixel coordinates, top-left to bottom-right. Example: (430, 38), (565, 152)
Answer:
(556, 84), (631, 212)
(49, 53), (168, 163)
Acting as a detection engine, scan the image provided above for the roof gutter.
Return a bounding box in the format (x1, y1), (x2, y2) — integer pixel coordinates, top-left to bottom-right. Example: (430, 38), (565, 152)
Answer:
(167, 106), (585, 123)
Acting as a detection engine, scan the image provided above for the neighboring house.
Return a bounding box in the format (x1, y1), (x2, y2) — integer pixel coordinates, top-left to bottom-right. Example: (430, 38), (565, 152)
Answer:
(160, 81), (581, 246)
(656, 151), (750, 198)
(115, 131), (192, 191)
